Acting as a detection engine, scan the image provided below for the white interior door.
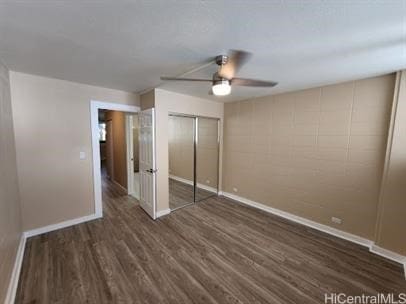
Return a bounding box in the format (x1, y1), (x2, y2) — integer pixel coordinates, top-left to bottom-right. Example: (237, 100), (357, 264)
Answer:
(139, 108), (157, 219)
(126, 115), (135, 196)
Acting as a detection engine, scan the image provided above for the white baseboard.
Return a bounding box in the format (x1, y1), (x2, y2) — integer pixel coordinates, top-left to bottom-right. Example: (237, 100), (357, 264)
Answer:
(24, 213), (101, 238)
(169, 175), (193, 186)
(222, 192), (373, 247)
(130, 192), (140, 200)
(169, 175), (218, 194)
(222, 191), (406, 278)
(7, 192), (405, 304)
(370, 245), (406, 279)
(5, 234), (26, 304)
(157, 209), (171, 218)
(370, 244), (406, 264)
(5, 207), (165, 301)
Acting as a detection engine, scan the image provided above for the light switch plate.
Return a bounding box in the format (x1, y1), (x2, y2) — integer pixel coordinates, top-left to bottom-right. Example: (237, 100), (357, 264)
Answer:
(79, 151), (86, 160)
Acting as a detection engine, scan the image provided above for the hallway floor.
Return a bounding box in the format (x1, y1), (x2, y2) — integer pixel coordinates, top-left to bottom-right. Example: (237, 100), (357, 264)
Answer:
(15, 178), (406, 303)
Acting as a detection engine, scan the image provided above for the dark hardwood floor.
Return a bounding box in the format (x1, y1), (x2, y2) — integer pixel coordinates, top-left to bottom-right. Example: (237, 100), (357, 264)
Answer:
(16, 177), (406, 303)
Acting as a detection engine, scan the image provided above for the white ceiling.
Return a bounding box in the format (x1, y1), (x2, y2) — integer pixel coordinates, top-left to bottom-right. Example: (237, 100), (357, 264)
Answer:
(0, 1), (405, 102)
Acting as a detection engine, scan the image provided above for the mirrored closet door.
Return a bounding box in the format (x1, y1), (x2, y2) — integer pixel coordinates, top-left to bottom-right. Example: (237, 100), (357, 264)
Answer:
(168, 114), (196, 210)
(195, 117), (219, 202)
(168, 114), (219, 211)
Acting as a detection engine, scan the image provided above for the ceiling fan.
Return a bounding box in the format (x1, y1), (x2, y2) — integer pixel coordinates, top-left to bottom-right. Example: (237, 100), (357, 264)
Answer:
(160, 50), (278, 96)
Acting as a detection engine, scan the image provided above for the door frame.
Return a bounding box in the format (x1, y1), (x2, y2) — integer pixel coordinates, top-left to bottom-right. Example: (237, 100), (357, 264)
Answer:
(90, 100), (140, 218)
(126, 114), (140, 198)
(105, 119), (114, 180)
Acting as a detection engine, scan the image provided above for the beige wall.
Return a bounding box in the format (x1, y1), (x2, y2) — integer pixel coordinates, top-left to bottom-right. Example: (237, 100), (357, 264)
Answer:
(154, 89), (224, 211)
(0, 64), (22, 302)
(10, 72), (139, 231)
(375, 71), (406, 255)
(169, 115), (194, 180)
(222, 74), (395, 240)
(140, 90), (155, 110)
(105, 110), (127, 189)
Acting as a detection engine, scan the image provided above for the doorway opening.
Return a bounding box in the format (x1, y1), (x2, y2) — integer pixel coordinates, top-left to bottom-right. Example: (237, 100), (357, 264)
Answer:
(90, 101), (141, 218)
(168, 113), (220, 211)
(97, 109), (142, 218)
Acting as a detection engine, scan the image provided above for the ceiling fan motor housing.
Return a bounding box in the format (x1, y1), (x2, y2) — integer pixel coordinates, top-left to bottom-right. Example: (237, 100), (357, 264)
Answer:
(212, 72), (230, 86)
(215, 55), (228, 66)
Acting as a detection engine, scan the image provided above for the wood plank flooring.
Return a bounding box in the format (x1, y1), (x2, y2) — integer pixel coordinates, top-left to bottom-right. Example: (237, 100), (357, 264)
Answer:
(16, 177), (406, 303)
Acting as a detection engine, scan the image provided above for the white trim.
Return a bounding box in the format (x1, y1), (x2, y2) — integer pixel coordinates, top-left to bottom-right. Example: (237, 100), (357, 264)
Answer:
(8, 212), (107, 301)
(5, 195), (406, 303)
(222, 192), (373, 247)
(24, 214), (100, 238)
(169, 174), (218, 194)
(370, 245), (406, 280)
(131, 172), (141, 200)
(372, 72), (406, 279)
(169, 175), (193, 186)
(197, 183), (217, 194)
(375, 71), (401, 243)
(4, 235), (26, 304)
(156, 209), (171, 218)
(222, 191), (406, 279)
(90, 100), (140, 218)
(139, 108), (158, 220)
(370, 244), (406, 264)
(126, 114), (135, 196)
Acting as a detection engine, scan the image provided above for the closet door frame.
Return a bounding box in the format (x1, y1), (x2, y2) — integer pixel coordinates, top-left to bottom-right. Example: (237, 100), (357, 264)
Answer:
(168, 112), (220, 205)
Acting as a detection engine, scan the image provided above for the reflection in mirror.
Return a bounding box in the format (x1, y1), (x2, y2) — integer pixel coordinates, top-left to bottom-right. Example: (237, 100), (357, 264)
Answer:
(196, 117), (219, 201)
(168, 115), (195, 210)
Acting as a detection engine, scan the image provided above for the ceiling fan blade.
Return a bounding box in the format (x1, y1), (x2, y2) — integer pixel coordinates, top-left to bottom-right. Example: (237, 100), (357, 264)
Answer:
(231, 77), (278, 87)
(161, 76), (212, 82)
(218, 50), (252, 80)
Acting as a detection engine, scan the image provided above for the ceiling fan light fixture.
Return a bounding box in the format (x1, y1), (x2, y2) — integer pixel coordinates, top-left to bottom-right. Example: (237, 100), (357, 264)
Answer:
(160, 50), (277, 96)
(212, 79), (231, 96)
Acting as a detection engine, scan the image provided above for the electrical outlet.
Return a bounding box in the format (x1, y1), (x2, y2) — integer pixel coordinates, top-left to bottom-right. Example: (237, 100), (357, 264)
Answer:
(331, 217), (342, 225)
(233, 187), (238, 193)
(206, 179), (210, 184)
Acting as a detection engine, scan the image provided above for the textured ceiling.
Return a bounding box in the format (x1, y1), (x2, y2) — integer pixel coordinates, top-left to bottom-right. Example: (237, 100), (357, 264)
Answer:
(0, 1), (405, 102)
